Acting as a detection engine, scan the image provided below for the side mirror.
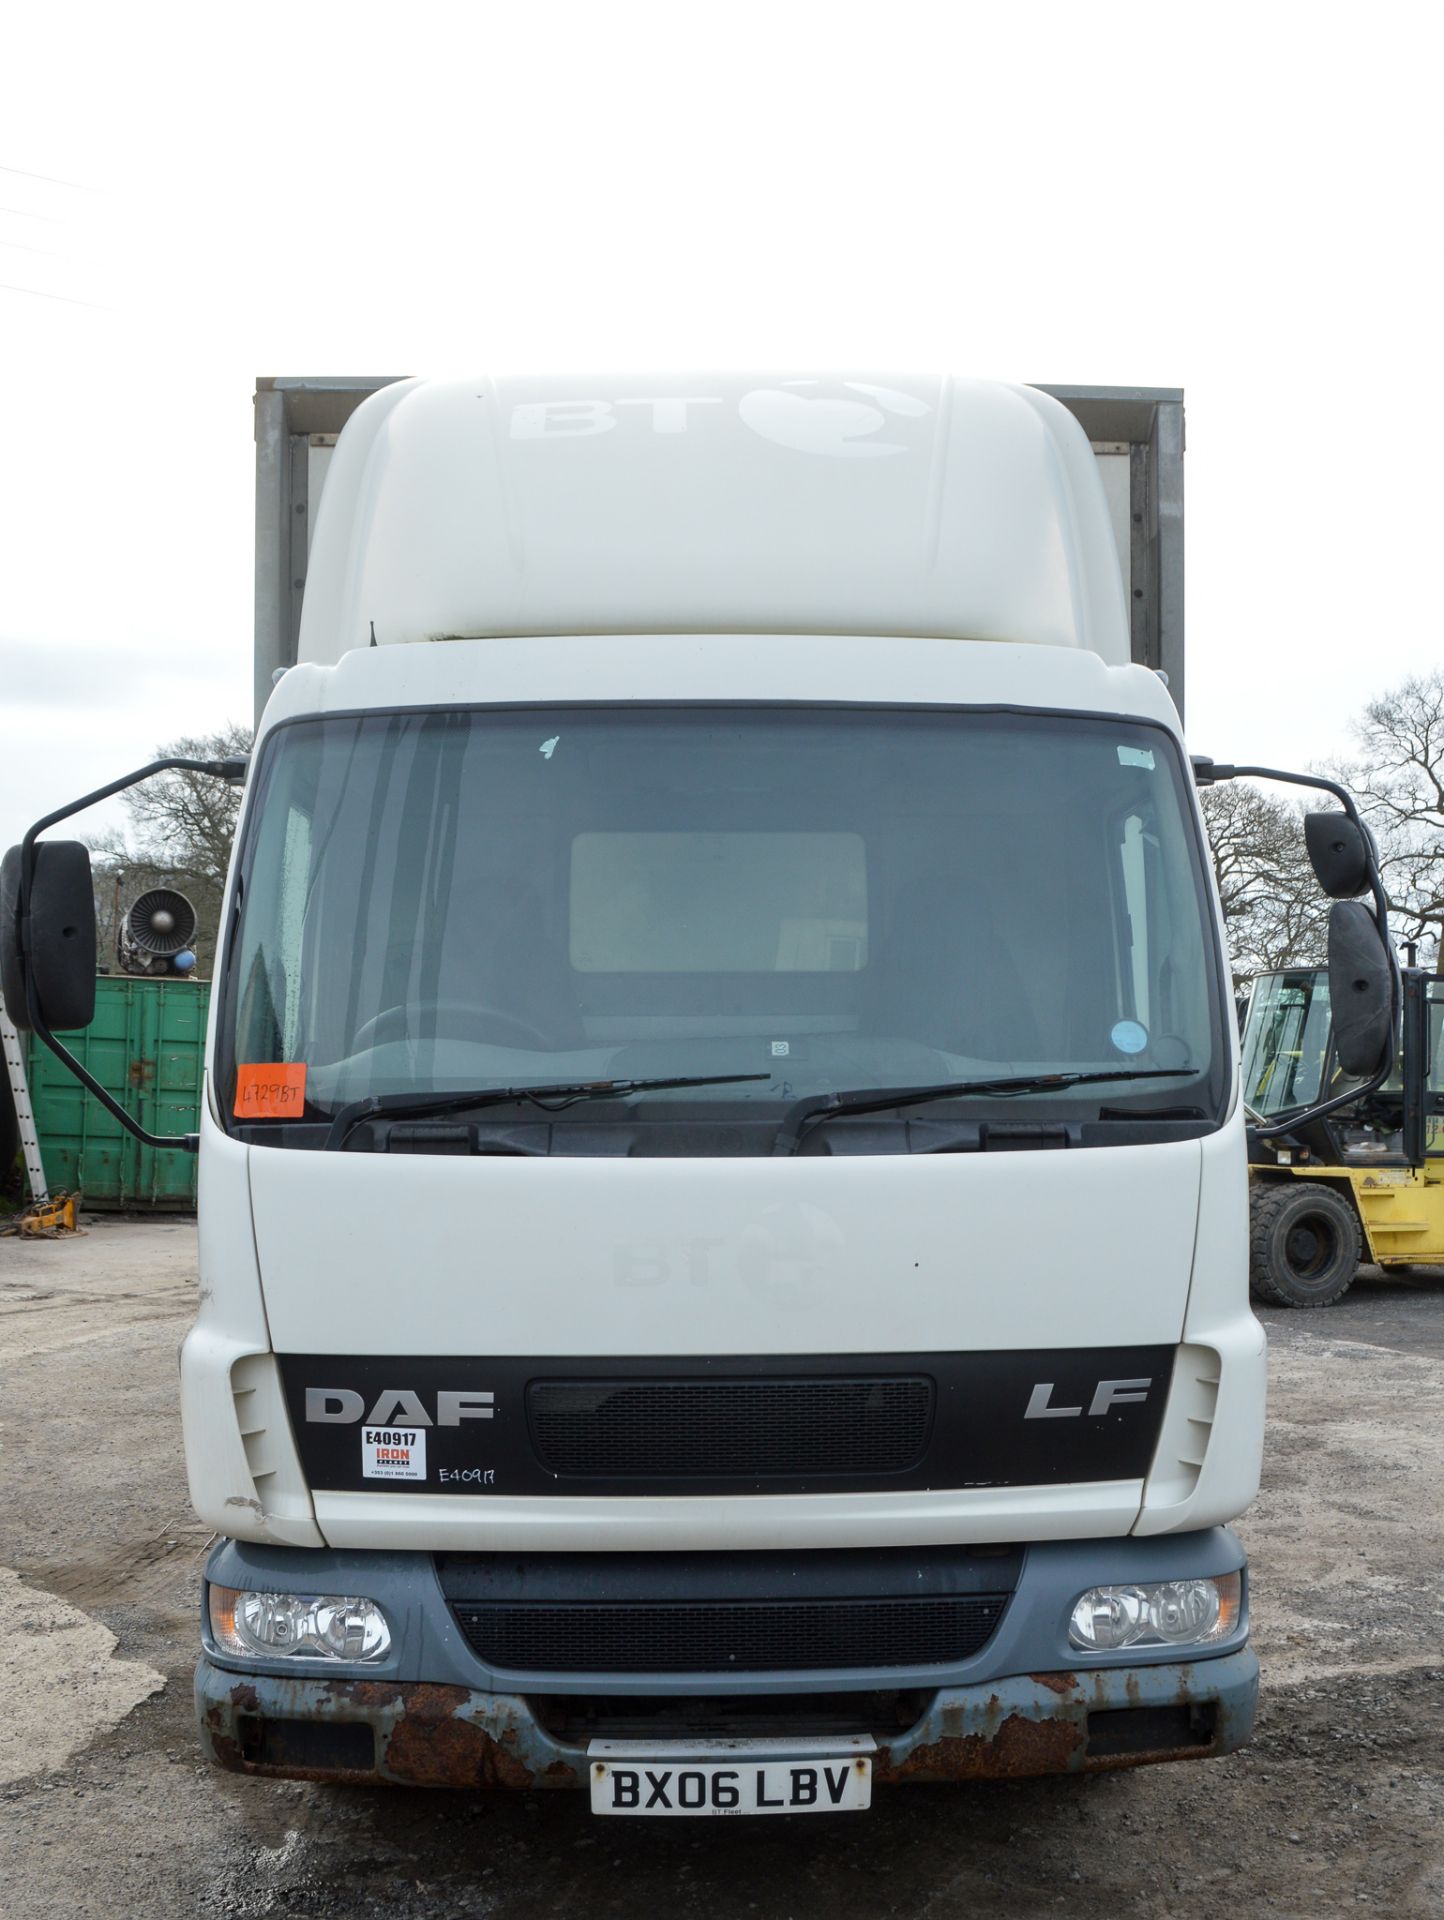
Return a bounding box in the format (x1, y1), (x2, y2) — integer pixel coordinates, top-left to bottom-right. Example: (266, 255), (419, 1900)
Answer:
(1327, 899), (1394, 1077)
(1305, 811), (1371, 899)
(0, 841), (98, 1032)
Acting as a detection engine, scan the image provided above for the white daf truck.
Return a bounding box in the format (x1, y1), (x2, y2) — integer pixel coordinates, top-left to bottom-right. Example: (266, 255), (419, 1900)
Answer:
(2, 374), (1398, 1810)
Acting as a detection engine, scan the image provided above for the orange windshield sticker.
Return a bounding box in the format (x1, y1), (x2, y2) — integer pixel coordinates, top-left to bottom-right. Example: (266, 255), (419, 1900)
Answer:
(234, 1062), (307, 1119)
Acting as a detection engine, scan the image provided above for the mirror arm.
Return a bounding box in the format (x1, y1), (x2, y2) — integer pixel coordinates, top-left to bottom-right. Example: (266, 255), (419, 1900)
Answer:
(1192, 758), (1402, 1136)
(16, 755), (249, 1157)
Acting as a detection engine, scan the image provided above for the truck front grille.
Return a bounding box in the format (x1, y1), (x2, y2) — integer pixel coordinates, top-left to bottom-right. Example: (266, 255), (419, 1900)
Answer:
(450, 1594), (1007, 1674)
(526, 1376), (932, 1479)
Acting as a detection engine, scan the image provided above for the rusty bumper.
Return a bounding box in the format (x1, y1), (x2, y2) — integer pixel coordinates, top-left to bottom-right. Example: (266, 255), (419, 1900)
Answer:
(196, 1650), (1257, 1789)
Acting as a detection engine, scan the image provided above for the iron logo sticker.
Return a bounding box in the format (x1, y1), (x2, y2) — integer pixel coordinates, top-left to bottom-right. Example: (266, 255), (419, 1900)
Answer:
(362, 1426), (426, 1481)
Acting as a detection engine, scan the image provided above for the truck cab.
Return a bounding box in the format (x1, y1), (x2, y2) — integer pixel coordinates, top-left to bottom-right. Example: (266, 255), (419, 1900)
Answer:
(13, 373), (1342, 1806)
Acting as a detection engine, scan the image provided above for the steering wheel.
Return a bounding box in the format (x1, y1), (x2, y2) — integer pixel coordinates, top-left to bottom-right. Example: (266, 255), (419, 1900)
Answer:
(351, 999), (553, 1052)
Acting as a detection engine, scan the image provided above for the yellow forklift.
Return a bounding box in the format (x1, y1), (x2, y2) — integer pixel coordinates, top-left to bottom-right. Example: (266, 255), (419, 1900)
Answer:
(1241, 957), (1444, 1306)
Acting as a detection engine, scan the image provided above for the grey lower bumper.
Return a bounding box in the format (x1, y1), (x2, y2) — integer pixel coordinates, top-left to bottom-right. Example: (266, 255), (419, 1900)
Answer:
(196, 1650), (1258, 1788)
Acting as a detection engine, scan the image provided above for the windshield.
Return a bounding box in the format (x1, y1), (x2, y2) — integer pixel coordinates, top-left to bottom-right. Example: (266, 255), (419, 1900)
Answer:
(222, 706), (1227, 1144)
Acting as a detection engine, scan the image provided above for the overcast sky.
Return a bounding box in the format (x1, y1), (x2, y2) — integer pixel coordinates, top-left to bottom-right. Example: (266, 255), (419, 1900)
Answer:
(3, 2), (1439, 845)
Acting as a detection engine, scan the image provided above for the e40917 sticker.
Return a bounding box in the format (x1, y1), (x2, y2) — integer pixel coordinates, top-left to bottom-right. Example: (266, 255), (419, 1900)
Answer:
(362, 1426), (426, 1480)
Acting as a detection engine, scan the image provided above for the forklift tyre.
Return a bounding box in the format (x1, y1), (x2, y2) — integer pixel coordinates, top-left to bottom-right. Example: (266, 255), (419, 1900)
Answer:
(1249, 1180), (1362, 1308)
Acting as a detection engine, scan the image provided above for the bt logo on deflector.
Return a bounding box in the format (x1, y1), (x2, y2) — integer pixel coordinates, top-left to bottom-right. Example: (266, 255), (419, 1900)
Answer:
(508, 381), (933, 458)
(737, 380), (931, 458)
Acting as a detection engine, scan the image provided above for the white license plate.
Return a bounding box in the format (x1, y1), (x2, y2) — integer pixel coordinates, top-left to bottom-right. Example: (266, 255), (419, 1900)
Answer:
(588, 1736), (874, 1817)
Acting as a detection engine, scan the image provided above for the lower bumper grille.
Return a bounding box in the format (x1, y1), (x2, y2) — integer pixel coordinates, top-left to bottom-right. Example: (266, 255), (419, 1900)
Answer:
(451, 1594), (1008, 1674)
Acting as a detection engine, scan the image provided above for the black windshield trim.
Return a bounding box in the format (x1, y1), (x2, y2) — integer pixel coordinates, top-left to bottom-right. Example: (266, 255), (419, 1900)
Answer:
(325, 1073), (772, 1152)
(237, 1111), (1221, 1154)
(771, 1069), (1196, 1156)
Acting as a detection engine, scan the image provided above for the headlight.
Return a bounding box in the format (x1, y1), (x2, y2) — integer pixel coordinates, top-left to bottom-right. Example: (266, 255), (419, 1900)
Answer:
(1068, 1572), (1241, 1652)
(208, 1585), (391, 1663)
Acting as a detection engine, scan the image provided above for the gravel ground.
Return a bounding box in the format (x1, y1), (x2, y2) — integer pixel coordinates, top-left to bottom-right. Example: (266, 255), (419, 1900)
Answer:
(1, 1218), (1441, 1919)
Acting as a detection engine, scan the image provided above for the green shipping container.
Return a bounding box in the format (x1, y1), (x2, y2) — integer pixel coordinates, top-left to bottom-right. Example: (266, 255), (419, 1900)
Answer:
(25, 976), (210, 1209)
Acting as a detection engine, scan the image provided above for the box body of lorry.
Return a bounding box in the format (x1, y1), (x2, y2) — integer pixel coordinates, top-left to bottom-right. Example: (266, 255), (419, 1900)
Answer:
(186, 374), (1260, 1801)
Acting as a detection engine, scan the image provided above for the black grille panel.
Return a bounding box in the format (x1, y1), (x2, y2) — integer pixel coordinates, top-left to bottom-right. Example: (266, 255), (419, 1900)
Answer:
(452, 1595), (1007, 1674)
(282, 1347), (1174, 1496)
(527, 1376), (932, 1479)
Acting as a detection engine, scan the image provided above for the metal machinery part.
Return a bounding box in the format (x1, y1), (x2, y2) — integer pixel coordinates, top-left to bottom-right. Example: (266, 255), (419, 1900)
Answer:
(0, 981), (78, 1234)
(1244, 966), (1444, 1305)
(119, 886), (199, 976)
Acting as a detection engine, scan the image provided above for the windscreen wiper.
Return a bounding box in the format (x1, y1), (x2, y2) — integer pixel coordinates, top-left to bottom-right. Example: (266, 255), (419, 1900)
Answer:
(323, 1073), (771, 1151)
(771, 1069), (1190, 1156)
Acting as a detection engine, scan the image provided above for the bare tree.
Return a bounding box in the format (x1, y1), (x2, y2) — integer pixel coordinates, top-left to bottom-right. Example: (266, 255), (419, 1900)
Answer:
(1201, 670), (1444, 994)
(88, 722), (252, 978)
(1335, 670), (1444, 968)
(1199, 782), (1328, 994)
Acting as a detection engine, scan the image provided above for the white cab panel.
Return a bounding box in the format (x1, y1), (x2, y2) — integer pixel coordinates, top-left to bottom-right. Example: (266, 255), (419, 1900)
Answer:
(1135, 1113), (1266, 1534)
(312, 1479), (1145, 1554)
(249, 1141), (1201, 1358)
(182, 1114), (321, 1546)
(261, 631), (1180, 744)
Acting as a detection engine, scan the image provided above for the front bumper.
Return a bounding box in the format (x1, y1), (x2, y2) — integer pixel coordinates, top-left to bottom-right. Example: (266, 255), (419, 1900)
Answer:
(196, 1651), (1259, 1786)
(196, 1529), (1256, 1787)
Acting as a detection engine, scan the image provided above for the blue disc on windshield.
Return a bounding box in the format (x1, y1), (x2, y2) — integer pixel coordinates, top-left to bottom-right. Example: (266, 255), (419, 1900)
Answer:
(1110, 1020), (1149, 1056)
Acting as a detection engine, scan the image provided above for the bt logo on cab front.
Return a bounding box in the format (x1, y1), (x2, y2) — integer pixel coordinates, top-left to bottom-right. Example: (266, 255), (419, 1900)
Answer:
(509, 381), (931, 458)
